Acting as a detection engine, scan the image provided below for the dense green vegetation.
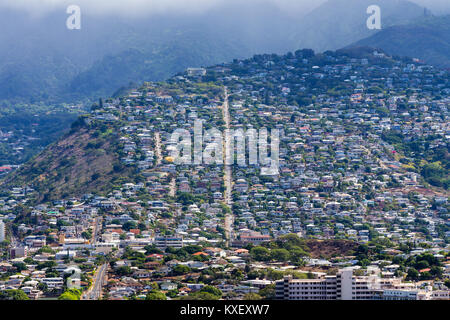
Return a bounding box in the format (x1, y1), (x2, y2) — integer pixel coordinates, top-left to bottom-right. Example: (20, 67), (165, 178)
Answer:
(0, 109), (78, 165)
(58, 288), (83, 300)
(176, 286), (223, 300)
(382, 130), (449, 189)
(249, 234), (310, 264)
(0, 289), (30, 300)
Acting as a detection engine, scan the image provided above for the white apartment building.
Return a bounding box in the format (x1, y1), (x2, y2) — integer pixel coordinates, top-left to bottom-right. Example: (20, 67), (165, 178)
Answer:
(378, 289), (421, 300)
(154, 235), (183, 250)
(275, 276), (339, 300)
(276, 269), (375, 300)
(275, 268), (448, 300)
(41, 277), (64, 289)
(187, 67), (207, 77)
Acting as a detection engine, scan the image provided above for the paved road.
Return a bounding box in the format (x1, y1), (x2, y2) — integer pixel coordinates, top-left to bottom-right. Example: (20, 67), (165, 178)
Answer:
(83, 215), (106, 300)
(169, 176), (176, 197)
(221, 87), (234, 247)
(155, 131), (162, 166)
(91, 216), (102, 245)
(83, 263), (108, 300)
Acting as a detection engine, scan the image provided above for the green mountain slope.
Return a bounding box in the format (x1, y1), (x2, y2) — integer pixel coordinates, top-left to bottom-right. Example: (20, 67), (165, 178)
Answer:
(66, 32), (246, 100)
(0, 3), (297, 105)
(0, 0), (428, 105)
(292, 0), (425, 52)
(350, 15), (450, 68)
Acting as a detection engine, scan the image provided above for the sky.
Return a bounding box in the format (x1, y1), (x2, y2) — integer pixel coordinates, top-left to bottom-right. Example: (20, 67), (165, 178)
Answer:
(0, 0), (449, 16)
(0, 0), (320, 13)
(0, 0), (323, 15)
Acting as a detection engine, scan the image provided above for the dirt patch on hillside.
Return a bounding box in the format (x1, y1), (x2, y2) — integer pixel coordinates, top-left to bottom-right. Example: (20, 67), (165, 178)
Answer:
(2, 126), (136, 202)
(305, 240), (358, 259)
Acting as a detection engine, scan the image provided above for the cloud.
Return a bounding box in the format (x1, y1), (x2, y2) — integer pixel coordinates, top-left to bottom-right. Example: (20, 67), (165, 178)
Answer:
(412, 0), (450, 13)
(0, 0), (448, 17)
(0, 0), (222, 15)
(0, 0), (324, 16)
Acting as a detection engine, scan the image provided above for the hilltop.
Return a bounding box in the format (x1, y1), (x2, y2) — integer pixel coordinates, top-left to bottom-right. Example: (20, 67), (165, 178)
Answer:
(350, 15), (450, 68)
(292, 0), (425, 52)
(1, 47), (448, 205)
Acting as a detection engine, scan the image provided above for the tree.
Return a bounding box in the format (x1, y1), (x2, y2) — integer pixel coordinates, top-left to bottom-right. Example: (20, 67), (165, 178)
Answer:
(200, 285), (222, 298)
(145, 245), (163, 255)
(294, 48), (315, 59)
(290, 248), (308, 264)
(58, 288), (82, 300)
(145, 291), (167, 300)
(0, 289), (30, 300)
(243, 293), (262, 300)
(115, 266), (132, 276)
(358, 258), (371, 267)
(231, 268), (244, 281)
(259, 284), (276, 300)
(183, 245), (203, 254)
(13, 262), (27, 272)
(122, 221), (137, 231)
(276, 234), (305, 249)
(166, 290), (178, 299)
(444, 279), (450, 289)
(250, 246), (270, 261)
(177, 193), (195, 205)
(430, 266), (443, 278)
(37, 282), (48, 292)
(415, 260), (430, 270)
(172, 264), (191, 276)
(406, 268), (419, 281)
(37, 260), (57, 270)
(179, 292), (220, 300)
(270, 249), (290, 262)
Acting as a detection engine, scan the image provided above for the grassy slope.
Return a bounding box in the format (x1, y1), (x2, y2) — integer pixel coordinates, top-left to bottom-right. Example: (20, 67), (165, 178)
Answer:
(2, 122), (136, 202)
